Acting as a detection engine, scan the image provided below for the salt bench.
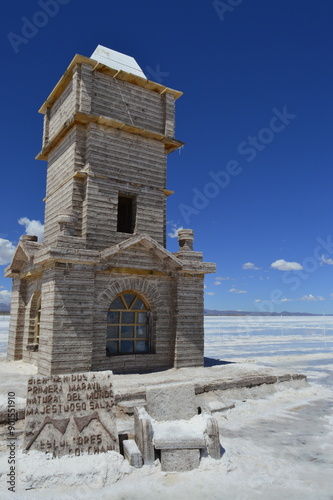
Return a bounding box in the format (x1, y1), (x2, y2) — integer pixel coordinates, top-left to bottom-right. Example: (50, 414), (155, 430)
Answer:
(133, 381), (221, 471)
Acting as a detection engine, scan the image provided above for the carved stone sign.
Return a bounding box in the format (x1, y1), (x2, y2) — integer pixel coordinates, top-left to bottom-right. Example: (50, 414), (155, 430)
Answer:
(23, 371), (119, 457)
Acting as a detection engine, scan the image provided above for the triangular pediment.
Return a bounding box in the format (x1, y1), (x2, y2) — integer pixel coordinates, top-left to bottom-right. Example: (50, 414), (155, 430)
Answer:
(5, 243), (30, 276)
(5, 240), (42, 276)
(100, 234), (182, 270)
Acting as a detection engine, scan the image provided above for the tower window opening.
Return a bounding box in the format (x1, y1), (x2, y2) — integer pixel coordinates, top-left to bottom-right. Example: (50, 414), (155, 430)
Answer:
(117, 194), (136, 233)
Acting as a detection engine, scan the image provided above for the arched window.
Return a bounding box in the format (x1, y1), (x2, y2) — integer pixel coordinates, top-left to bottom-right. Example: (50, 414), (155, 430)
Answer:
(106, 291), (150, 355)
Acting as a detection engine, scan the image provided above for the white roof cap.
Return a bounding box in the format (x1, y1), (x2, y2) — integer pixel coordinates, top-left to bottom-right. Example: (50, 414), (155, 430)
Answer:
(90, 45), (147, 78)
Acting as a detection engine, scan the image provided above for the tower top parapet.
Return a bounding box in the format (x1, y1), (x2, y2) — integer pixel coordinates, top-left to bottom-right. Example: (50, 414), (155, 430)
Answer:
(38, 46), (182, 116)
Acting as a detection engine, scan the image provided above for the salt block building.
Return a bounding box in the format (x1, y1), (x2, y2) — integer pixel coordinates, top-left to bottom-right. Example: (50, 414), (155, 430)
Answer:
(5, 46), (215, 375)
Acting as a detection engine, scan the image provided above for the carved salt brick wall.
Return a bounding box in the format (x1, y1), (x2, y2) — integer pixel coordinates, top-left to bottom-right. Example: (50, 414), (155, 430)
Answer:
(6, 50), (215, 375)
(48, 80), (76, 142)
(7, 278), (26, 361)
(174, 276), (205, 368)
(91, 72), (165, 135)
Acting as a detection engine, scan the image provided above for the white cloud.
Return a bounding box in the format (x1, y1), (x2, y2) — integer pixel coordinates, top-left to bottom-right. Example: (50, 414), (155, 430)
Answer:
(0, 238), (16, 265)
(18, 217), (44, 242)
(206, 292), (215, 296)
(299, 294), (325, 302)
(242, 262), (260, 270)
(0, 217), (44, 267)
(255, 294), (325, 304)
(214, 281), (221, 285)
(215, 277), (233, 281)
(0, 289), (11, 305)
(229, 287), (247, 294)
(271, 259), (303, 271)
(167, 221), (183, 239)
(280, 295), (324, 302)
(320, 255), (333, 266)
(255, 297), (292, 303)
(168, 227), (183, 238)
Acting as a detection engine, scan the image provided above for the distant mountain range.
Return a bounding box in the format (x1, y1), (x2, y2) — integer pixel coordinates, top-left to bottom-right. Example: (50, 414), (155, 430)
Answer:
(204, 309), (331, 317)
(0, 303), (329, 317)
(0, 303), (10, 313)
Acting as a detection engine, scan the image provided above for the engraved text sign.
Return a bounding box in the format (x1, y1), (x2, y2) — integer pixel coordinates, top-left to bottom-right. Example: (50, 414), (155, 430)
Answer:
(23, 371), (118, 457)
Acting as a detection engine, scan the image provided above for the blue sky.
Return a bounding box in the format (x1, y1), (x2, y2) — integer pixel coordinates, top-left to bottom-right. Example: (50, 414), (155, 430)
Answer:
(1, 0), (333, 313)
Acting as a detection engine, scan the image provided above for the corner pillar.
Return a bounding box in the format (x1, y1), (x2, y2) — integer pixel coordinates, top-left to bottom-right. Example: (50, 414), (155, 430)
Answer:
(174, 274), (205, 368)
(7, 277), (27, 361)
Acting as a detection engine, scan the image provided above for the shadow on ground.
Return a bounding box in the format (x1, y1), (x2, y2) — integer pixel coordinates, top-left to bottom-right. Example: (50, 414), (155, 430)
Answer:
(204, 357), (235, 367)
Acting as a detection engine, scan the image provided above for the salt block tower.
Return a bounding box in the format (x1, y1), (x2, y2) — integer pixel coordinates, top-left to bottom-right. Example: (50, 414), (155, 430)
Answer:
(5, 46), (216, 375)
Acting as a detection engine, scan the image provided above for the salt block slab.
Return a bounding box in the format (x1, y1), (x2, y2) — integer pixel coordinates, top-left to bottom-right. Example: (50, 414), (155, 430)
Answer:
(206, 401), (235, 413)
(146, 381), (197, 421)
(160, 448), (200, 472)
(205, 416), (221, 460)
(123, 439), (143, 468)
(153, 419), (206, 449)
(134, 407), (155, 465)
(23, 371), (119, 457)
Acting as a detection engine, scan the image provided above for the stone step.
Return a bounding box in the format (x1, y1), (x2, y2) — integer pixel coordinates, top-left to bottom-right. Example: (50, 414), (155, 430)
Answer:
(117, 399), (147, 415)
(201, 400), (236, 414)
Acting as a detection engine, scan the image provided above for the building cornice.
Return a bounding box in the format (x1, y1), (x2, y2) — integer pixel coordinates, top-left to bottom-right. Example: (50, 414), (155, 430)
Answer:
(36, 112), (184, 160)
(38, 54), (183, 115)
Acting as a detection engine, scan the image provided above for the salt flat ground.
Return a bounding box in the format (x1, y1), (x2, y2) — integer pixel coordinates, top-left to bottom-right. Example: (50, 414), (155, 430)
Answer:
(0, 316), (333, 500)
